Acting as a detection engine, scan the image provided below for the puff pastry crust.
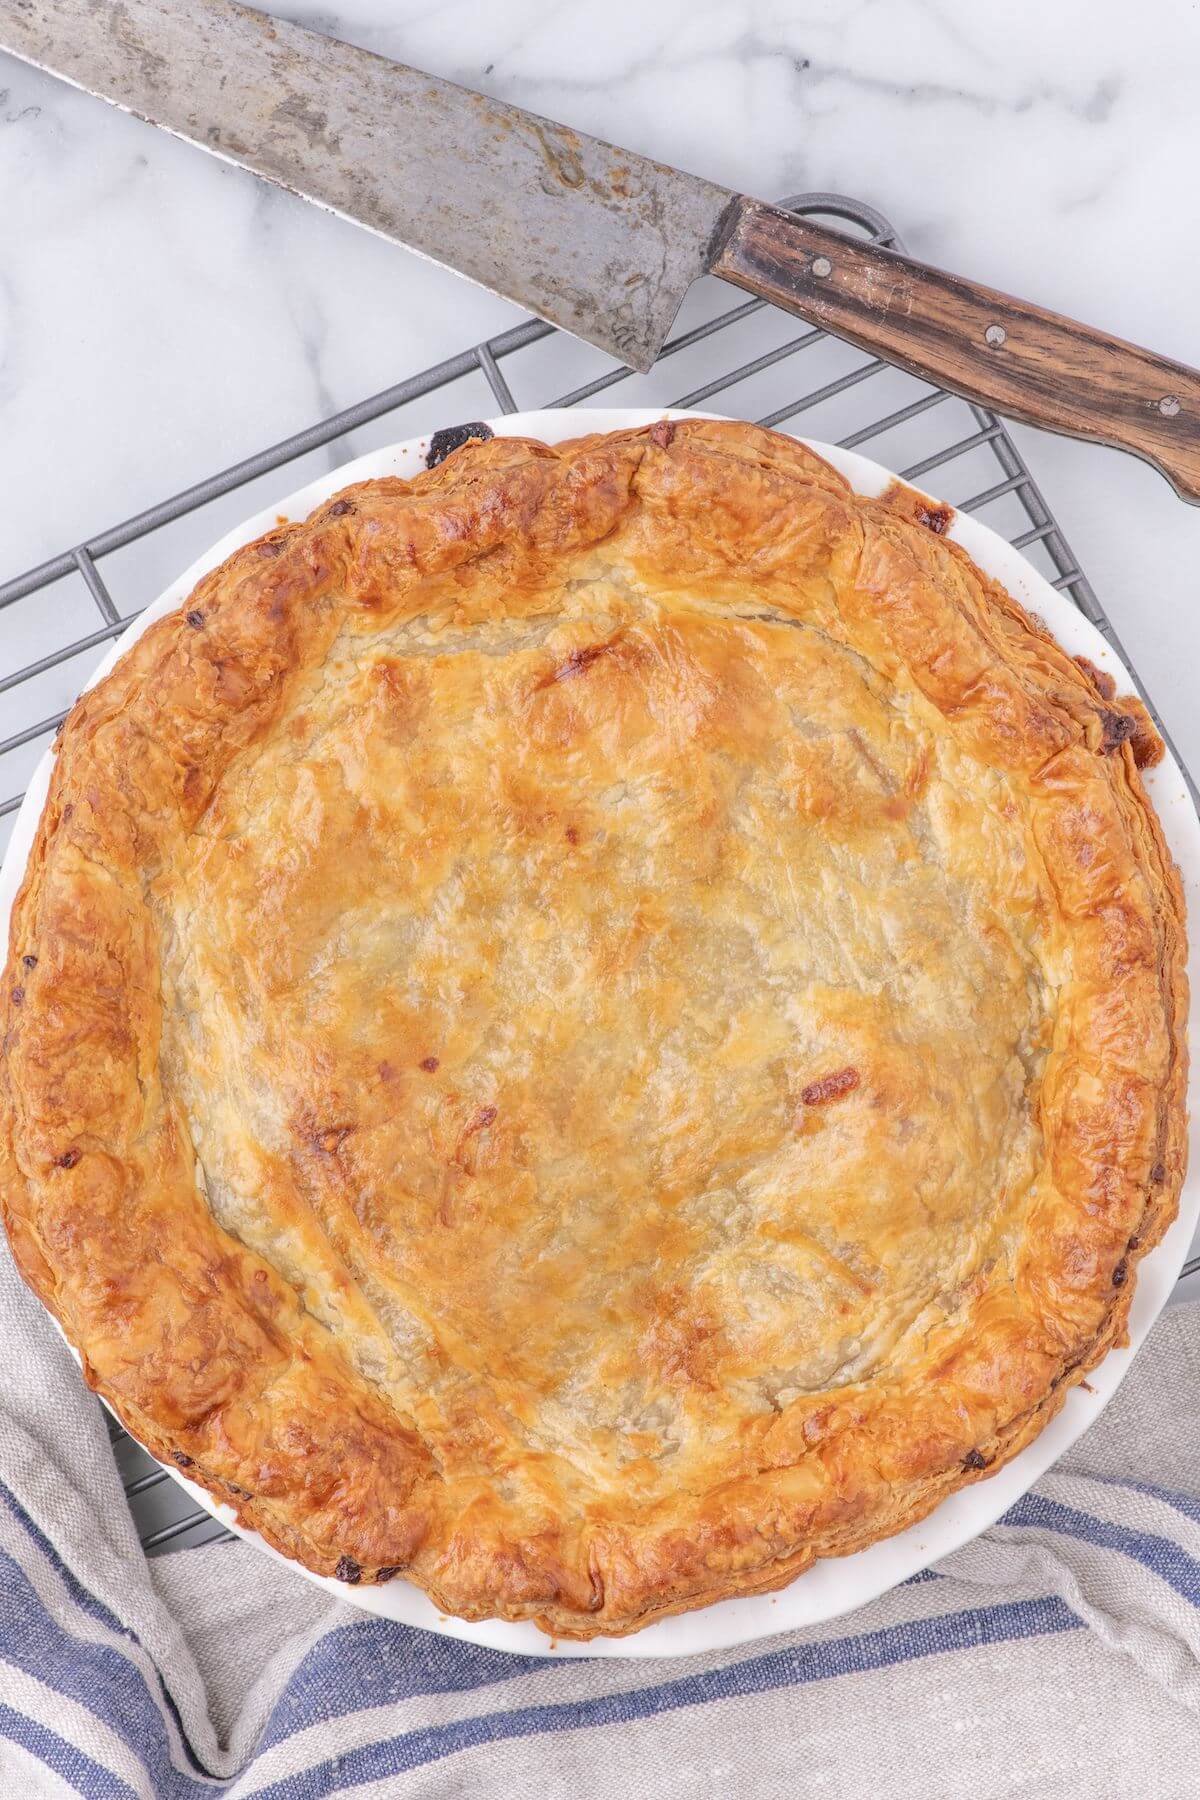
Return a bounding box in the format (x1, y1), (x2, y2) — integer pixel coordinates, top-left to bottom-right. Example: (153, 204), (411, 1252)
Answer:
(0, 420), (1187, 1638)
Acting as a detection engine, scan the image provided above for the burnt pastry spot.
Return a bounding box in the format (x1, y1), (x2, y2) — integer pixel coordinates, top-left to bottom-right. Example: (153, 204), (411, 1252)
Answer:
(186, 610), (205, 629)
(1128, 712), (1165, 769)
(419, 1056), (440, 1073)
(426, 422), (495, 469)
(375, 1564), (404, 1583)
(257, 540), (284, 559)
(227, 1482), (252, 1499)
(1100, 709), (1137, 754)
(648, 419), (676, 449)
(336, 1556), (362, 1584)
(800, 1067), (860, 1106)
(10, 987), (23, 1006)
(963, 1449), (991, 1471)
(1151, 1162), (1167, 1184)
(914, 502), (953, 536)
(1087, 690), (1162, 769)
(557, 644), (607, 681)
(881, 481), (954, 537)
(22, 955), (37, 969)
(565, 826), (580, 845)
(327, 499), (354, 518)
(53, 1148), (81, 1169)
(171, 1450), (194, 1468)
(540, 639), (620, 689)
(1112, 1258), (1129, 1288)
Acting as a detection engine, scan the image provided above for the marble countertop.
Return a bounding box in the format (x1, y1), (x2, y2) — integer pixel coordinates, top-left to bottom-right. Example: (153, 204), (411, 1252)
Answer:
(1, 3), (1198, 1259)
(2, 0), (1198, 729)
(1, 2), (1198, 700)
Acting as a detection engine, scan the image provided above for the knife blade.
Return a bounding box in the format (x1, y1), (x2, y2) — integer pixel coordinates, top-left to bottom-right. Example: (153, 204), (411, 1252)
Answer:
(4, 0), (1200, 501)
(2, 0), (732, 374)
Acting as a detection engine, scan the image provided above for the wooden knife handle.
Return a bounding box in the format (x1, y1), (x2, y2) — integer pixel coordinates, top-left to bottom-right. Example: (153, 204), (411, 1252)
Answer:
(712, 199), (1200, 504)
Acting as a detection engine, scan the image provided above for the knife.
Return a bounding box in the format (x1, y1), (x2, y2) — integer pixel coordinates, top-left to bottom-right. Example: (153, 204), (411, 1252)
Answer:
(5, 0), (1199, 503)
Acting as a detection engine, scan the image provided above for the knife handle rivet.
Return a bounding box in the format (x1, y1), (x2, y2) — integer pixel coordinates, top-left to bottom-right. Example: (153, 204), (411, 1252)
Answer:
(1158, 395), (1181, 417)
(985, 324), (1007, 348)
(810, 255), (833, 279)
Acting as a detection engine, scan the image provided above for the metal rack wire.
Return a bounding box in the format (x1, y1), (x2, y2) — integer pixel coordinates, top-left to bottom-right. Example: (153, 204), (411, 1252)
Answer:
(1, 192), (1195, 1555)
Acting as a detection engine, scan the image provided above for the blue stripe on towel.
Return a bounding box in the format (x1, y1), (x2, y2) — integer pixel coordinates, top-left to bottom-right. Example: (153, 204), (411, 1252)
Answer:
(0, 1548), (215, 1792)
(0, 1699), (141, 1800)
(255, 1621), (557, 1754)
(0, 1481), (133, 1637)
(0, 1499), (1079, 1800)
(16, 1466), (1169, 1795)
(244, 1596), (1079, 1799)
(1006, 1492), (1200, 1604)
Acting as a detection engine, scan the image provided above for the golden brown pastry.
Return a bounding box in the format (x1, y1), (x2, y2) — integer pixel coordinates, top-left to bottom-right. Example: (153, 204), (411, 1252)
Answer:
(0, 419), (1187, 1638)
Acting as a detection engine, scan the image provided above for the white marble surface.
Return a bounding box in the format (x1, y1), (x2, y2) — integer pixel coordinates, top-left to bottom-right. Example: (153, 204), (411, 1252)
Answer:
(1, 0), (1198, 716)
(0, 1), (1197, 650)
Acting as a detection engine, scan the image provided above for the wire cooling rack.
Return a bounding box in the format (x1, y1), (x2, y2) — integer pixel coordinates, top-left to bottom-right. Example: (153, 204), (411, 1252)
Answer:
(2, 191), (1196, 1555)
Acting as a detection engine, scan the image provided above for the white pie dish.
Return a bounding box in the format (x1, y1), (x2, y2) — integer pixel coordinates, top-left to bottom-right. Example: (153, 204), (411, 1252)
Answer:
(2, 406), (1197, 1659)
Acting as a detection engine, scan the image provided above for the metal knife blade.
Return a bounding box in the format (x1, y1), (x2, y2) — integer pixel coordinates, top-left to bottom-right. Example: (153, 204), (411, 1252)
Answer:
(6, 0), (1200, 498)
(1, 0), (734, 372)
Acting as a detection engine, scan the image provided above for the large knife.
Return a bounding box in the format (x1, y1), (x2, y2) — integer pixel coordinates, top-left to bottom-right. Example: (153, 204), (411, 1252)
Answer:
(5, 0), (1199, 502)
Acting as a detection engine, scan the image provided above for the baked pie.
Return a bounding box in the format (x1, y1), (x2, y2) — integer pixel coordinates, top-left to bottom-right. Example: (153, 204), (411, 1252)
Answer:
(0, 420), (1186, 1637)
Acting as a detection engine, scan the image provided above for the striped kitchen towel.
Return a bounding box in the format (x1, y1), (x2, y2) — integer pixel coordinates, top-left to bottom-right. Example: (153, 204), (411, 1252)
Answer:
(5, 1229), (1200, 1799)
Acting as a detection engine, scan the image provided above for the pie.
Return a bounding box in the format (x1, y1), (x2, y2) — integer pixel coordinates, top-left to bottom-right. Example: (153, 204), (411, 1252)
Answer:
(0, 419), (1187, 1639)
